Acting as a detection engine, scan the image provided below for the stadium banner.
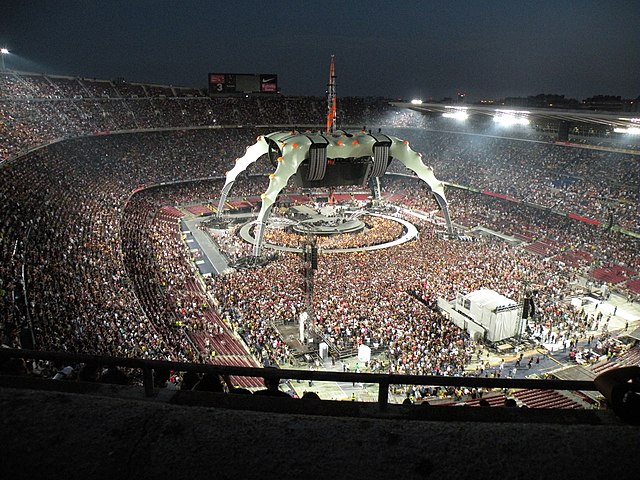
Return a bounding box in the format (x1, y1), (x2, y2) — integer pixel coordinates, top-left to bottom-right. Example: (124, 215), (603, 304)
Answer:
(481, 190), (519, 203)
(259, 74), (278, 92)
(567, 213), (600, 225)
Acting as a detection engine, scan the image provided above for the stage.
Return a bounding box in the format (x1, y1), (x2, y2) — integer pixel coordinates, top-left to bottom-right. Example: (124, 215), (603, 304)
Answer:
(237, 208), (419, 254)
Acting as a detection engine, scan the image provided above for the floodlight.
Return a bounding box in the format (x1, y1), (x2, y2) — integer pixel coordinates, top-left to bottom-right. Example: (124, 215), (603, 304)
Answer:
(614, 127), (640, 135)
(442, 107), (468, 120)
(442, 111), (469, 120)
(493, 111), (529, 126)
(410, 99), (423, 105)
(0, 48), (8, 70)
(618, 117), (640, 124)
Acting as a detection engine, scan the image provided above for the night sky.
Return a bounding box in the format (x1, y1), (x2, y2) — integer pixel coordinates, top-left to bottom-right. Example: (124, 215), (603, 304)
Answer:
(2, 0), (638, 101)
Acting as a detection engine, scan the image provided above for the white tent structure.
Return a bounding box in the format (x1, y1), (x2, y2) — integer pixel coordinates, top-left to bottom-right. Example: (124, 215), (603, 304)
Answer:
(216, 129), (453, 257)
(455, 289), (523, 342)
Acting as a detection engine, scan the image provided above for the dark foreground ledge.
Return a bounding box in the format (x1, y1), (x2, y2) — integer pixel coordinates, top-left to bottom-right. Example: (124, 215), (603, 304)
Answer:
(1, 377), (639, 480)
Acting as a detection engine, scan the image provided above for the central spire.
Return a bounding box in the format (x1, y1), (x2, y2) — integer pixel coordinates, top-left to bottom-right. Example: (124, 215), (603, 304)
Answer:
(326, 55), (337, 133)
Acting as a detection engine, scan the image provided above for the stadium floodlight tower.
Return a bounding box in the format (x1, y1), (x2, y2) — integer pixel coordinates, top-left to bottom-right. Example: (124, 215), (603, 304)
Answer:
(216, 56), (454, 259)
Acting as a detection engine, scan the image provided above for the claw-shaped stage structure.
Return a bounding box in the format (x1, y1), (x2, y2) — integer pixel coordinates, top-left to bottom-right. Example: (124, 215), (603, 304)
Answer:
(216, 129), (454, 258)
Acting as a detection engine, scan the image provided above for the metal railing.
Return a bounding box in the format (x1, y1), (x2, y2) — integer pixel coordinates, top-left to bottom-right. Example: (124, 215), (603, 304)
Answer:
(0, 348), (598, 410)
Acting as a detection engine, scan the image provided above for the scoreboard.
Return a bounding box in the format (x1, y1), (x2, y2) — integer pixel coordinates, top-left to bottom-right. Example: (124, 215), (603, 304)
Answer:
(208, 73), (278, 94)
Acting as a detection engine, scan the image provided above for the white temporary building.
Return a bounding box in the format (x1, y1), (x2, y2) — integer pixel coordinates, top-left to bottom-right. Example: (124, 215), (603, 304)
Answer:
(456, 289), (522, 342)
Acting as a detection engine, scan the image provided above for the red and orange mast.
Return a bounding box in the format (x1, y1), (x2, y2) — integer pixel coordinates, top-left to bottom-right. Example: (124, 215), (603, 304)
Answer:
(326, 55), (337, 134)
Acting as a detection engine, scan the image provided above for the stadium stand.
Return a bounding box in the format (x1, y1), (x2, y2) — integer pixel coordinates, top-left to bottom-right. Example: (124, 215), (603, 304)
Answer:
(0, 72), (638, 411)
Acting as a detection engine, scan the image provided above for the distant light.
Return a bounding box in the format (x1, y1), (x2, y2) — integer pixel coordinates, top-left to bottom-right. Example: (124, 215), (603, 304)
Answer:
(493, 115), (529, 126)
(410, 99), (423, 105)
(493, 109), (529, 126)
(0, 48), (8, 54)
(618, 117), (640, 123)
(614, 127), (640, 135)
(442, 111), (469, 120)
(442, 106), (468, 121)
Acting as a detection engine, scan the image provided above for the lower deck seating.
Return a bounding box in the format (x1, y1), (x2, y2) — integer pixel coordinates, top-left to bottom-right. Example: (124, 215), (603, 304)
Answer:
(512, 389), (584, 409)
(591, 264), (637, 285)
(625, 278), (640, 294)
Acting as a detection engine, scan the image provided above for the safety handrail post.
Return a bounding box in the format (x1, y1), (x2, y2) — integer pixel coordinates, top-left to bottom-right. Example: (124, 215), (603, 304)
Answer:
(378, 381), (389, 410)
(143, 365), (155, 397)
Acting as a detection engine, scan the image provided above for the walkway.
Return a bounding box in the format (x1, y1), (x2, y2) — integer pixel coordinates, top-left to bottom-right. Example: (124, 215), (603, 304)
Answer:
(181, 216), (231, 275)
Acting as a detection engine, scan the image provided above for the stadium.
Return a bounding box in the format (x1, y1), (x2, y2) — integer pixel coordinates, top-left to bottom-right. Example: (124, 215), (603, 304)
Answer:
(1, 58), (640, 475)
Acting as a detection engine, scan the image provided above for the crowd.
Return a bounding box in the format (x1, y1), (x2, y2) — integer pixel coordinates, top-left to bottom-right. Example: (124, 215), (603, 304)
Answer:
(209, 225), (254, 261)
(212, 218), (567, 349)
(0, 129), (251, 356)
(385, 128), (639, 232)
(0, 71), (391, 162)
(3, 72), (638, 238)
(209, 173), (637, 375)
(385, 177), (598, 264)
(1, 73), (638, 393)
